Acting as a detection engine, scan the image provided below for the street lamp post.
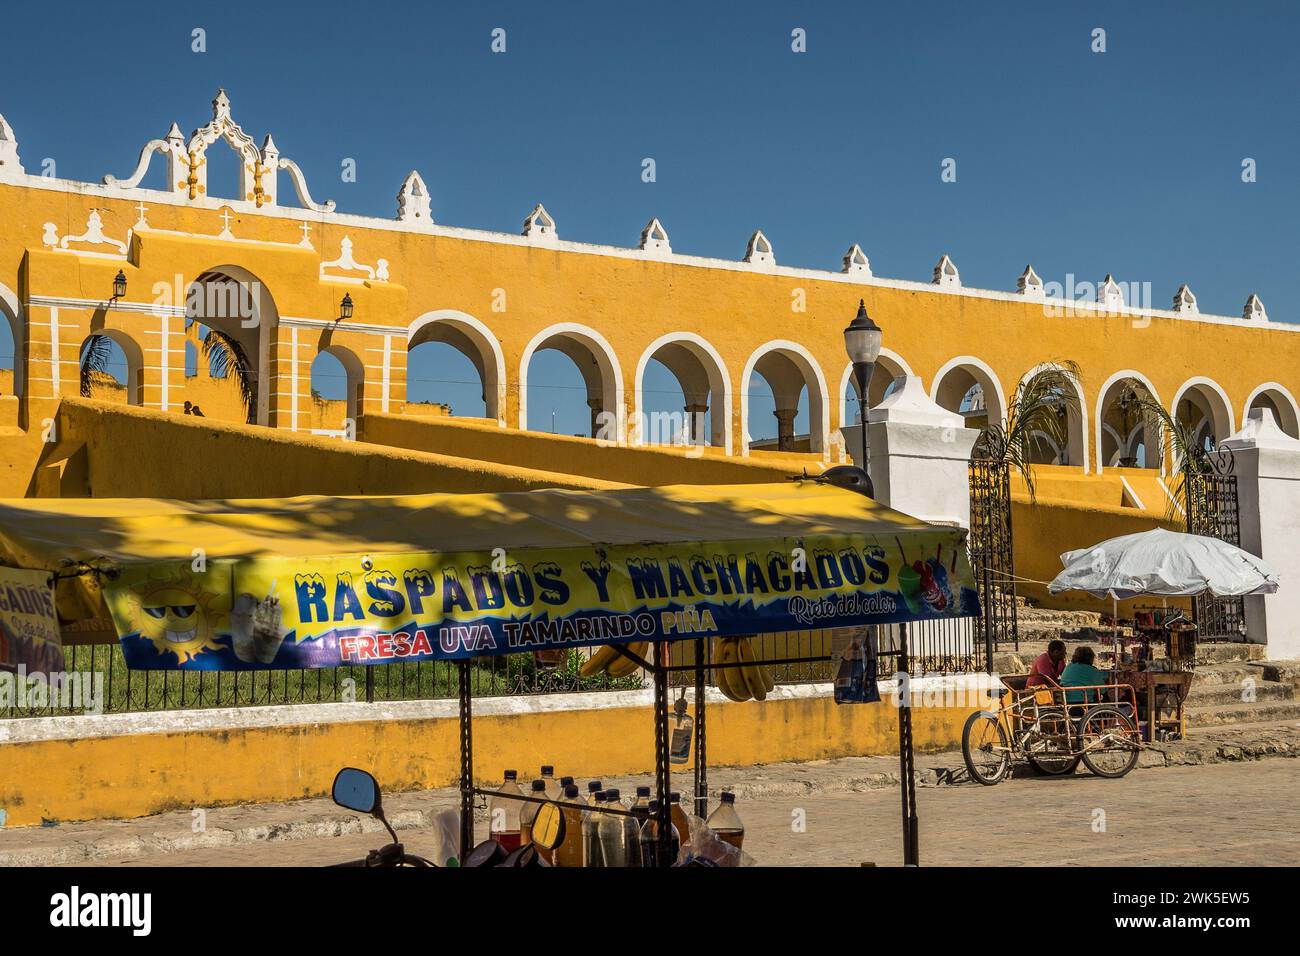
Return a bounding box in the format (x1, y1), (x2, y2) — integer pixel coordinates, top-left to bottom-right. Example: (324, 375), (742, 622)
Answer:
(843, 299), (883, 471)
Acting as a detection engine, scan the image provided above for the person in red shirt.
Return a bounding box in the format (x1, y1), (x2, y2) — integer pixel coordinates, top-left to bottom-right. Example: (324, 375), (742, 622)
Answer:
(1025, 639), (1067, 687)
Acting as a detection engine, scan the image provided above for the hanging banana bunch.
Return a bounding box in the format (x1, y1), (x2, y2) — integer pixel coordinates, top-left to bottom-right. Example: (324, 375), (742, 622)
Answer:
(711, 636), (775, 702)
(578, 641), (651, 679)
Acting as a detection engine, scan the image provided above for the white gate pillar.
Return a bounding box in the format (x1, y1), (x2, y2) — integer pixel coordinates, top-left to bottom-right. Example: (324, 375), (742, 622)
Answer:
(1221, 407), (1300, 659)
(841, 375), (979, 528)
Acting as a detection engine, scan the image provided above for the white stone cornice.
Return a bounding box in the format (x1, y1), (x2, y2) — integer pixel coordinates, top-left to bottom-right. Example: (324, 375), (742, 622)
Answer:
(27, 294), (185, 317)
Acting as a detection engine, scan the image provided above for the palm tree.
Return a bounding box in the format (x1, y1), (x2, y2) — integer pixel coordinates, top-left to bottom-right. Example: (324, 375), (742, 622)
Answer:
(200, 328), (257, 424)
(1113, 381), (1220, 520)
(977, 360), (1082, 501)
(79, 334), (115, 398)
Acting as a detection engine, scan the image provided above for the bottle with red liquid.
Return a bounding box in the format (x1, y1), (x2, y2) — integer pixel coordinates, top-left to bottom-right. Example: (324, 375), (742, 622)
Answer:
(488, 769), (523, 851)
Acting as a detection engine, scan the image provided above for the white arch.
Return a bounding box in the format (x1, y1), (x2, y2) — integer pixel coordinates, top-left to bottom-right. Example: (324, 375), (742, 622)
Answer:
(1094, 369), (1162, 475)
(929, 355), (1008, 427)
(408, 309), (507, 425)
(81, 328), (145, 405)
(314, 343), (366, 422)
(1171, 376), (1235, 447)
(633, 331), (733, 454)
(187, 264), (281, 425)
(1243, 381), (1300, 439)
(519, 322), (625, 441)
(837, 348), (913, 429)
(0, 282), (22, 398)
(740, 339), (830, 458)
(1016, 361), (1090, 473)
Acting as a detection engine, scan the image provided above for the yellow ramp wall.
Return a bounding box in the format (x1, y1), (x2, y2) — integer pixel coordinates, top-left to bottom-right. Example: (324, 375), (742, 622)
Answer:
(0, 689), (978, 827)
(359, 412), (823, 486)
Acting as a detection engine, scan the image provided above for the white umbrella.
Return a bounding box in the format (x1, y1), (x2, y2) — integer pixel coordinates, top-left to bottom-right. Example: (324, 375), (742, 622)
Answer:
(1048, 527), (1279, 600)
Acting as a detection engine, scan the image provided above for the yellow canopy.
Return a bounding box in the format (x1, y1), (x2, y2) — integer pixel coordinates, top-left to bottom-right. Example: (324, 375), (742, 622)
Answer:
(0, 482), (940, 569)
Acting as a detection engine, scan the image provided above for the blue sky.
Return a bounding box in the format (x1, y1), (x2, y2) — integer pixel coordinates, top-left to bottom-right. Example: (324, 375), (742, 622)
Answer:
(3, 0), (1295, 435)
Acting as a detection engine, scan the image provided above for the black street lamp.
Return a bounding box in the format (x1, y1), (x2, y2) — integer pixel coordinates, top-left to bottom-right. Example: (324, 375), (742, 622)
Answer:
(339, 293), (354, 321)
(843, 299), (883, 470)
(111, 270), (127, 303)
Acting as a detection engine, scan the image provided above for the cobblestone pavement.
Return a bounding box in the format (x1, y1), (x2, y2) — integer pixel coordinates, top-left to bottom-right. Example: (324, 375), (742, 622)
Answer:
(68, 760), (1300, 867)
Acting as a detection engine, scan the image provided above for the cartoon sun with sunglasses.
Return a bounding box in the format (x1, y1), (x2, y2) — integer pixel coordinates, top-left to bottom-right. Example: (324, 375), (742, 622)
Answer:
(124, 569), (225, 664)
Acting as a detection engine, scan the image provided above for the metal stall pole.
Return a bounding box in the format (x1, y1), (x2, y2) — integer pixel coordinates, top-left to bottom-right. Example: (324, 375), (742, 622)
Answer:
(897, 621), (920, 866)
(982, 562), (995, 675)
(653, 641), (673, 865)
(457, 659), (474, 862)
(692, 636), (708, 821)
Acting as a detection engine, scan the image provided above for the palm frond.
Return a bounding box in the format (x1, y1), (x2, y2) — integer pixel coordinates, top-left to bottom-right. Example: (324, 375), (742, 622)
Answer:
(1119, 386), (1214, 521)
(978, 360), (1082, 501)
(79, 334), (114, 398)
(200, 329), (257, 424)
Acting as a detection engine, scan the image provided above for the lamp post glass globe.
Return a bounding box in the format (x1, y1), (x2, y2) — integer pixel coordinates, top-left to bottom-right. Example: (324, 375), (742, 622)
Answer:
(843, 299), (883, 464)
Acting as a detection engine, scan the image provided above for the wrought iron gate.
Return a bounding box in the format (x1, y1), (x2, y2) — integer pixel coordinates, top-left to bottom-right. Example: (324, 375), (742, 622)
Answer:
(968, 457), (1019, 655)
(1184, 459), (1247, 641)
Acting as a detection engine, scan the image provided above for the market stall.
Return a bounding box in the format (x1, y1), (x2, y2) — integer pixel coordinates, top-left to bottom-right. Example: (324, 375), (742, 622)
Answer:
(1048, 527), (1278, 742)
(0, 476), (980, 866)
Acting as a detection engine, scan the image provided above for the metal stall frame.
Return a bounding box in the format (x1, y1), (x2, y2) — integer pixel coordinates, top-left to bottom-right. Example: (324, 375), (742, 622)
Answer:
(456, 622), (921, 867)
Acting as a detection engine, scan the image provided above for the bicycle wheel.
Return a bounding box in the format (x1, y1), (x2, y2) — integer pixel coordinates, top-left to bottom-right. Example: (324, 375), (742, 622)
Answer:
(962, 711), (1010, 785)
(1025, 708), (1080, 775)
(1078, 705), (1140, 779)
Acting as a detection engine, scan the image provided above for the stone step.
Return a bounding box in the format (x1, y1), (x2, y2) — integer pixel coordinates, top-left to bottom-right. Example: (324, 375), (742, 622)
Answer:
(1194, 642), (1266, 665)
(1187, 681), (1293, 705)
(1185, 699), (1300, 727)
(1190, 661), (1273, 686)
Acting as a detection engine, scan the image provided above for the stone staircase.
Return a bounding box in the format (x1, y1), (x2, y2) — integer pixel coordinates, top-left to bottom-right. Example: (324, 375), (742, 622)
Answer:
(1184, 644), (1300, 729)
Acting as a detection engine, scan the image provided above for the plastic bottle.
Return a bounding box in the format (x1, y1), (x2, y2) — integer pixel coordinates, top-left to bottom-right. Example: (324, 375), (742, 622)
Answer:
(706, 790), (745, 851)
(488, 769), (523, 851)
(638, 799), (680, 868)
(540, 765), (562, 802)
(582, 790), (607, 867)
(585, 780), (604, 805)
(598, 788), (630, 867)
(518, 779), (546, 847)
(669, 792), (691, 845)
(554, 784), (585, 868)
(630, 786), (652, 825)
(559, 775), (575, 793)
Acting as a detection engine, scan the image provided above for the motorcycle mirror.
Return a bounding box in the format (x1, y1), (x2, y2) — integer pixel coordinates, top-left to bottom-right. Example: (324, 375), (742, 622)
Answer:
(331, 767), (381, 815)
(530, 801), (566, 852)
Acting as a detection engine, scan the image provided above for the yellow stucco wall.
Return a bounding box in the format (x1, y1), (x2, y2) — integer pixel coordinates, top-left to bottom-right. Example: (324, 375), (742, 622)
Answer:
(0, 692), (977, 827)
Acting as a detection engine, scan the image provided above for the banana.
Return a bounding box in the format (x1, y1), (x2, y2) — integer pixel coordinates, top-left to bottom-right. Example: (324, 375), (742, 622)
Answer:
(713, 639), (747, 702)
(747, 637), (775, 692)
(735, 637), (767, 701)
(606, 641), (648, 678)
(579, 644), (620, 678)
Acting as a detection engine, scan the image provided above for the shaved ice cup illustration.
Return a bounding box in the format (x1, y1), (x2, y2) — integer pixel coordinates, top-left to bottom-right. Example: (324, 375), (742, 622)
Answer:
(897, 563), (924, 614)
(230, 581), (288, 664)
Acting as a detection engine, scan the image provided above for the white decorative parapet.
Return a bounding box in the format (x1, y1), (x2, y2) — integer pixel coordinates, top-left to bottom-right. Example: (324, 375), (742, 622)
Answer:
(933, 254), (960, 289)
(843, 375), (980, 528)
(1098, 273), (1125, 310)
(1221, 407), (1300, 659)
(842, 244), (871, 277)
(639, 217), (671, 257)
(1243, 293), (1267, 323)
(522, 203), (557, 241)
(396, 170), (432, 223)
(744, 230), (775, 269)
(102, 89), (334, 212)
(1173, 283), (1198, 315)
(1017, 264), (1043, 298)
(0, 113), (23, 179)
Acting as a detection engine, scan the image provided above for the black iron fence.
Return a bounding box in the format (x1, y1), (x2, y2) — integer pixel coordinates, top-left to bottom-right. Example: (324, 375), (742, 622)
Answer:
(968, 457), (1019, 651)
(1184, 464), (1248, 642)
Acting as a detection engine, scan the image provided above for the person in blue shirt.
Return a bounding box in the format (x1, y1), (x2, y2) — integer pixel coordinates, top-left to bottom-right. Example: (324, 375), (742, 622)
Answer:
(1060, 646), (1109, 705)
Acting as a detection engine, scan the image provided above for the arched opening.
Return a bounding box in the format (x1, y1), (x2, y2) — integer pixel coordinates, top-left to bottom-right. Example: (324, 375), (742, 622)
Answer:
(840, 351), (909, 429)
(185, 266), (280, 425)
(520, 324), (623, 440)
(634, 334), (730, 451)
(931, 358), (1007, 437)
(1018, 364), (1088, 468)
(741, 341), (828, 455)
(1173, 379), (1234, 458)
(1097, 374), (1161, 470)
(79, 330), (143, 405)
(310, 344), (364, 433)
(407, 311), (505, 423)
(1245, 384), (1300, 439)
(0, 284), (22, 398)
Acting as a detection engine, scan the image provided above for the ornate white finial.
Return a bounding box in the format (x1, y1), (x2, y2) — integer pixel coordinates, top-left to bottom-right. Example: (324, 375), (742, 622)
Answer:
(523, 203), (557, 240)
(0, 113), (23, 178)
(1098, 274), (1125, 310)
(212, 89), (232, 120)
(933, 254), (960, 288)
(1244, 293), (1267, 322)
(165, 122), (184, 144)
(639, 217), (671, 256)
(842, 244), (871, 277)
(1017, 264), (1043, 297)
(1173, 283), (1198, 315)
(744, 230), (775, 268)
(397, 170), (432, 223)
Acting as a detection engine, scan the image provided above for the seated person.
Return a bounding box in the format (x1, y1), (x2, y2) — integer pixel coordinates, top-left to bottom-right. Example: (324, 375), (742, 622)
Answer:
(1060, 646), (1109, 705)
(1025, 639), (1066, 688)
